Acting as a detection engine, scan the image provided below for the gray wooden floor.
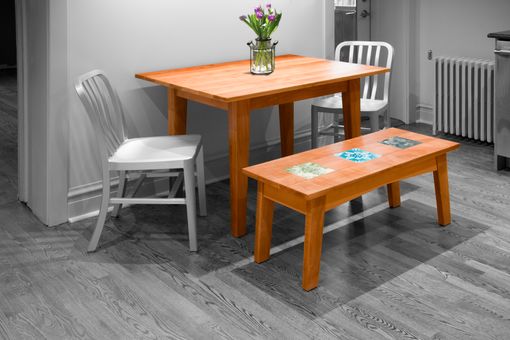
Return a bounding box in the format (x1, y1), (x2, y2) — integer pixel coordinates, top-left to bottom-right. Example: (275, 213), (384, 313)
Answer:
(1, 71), (510, 339)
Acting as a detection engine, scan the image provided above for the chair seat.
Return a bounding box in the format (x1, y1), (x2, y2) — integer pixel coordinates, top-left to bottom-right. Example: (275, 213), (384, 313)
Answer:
(312, 95), (388, 113)
(109, 135), (201, 170)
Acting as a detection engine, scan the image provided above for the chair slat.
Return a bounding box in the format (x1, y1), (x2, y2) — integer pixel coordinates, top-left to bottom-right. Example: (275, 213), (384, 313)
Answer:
(363, 45), (373, 99)
(80, 74), (127, 157)
(374, 45), (381, 66)
(370, 46), (383, 100)
(88, 78), (120, 155)
(357, 45), (363, 64)
(83, 81), (115, 150)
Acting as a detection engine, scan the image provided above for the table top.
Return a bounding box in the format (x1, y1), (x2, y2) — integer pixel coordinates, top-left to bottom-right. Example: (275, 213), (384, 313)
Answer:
(135, 54), (389, 102)
(243, 128), (459, 199)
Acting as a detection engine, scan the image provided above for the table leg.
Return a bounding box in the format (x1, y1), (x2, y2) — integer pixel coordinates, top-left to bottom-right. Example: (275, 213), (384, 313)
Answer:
(433, 154), (452, 226)
(342, 79), (362, 202)
(254, 183), (274, 263)
(387, 182), (401, 208)
(302, 197), (326, 291)
(228, 100), (251, 237)
(342, 79), (361, 140)
(168, 87), (187, 135)
(279, 103), (294, 156)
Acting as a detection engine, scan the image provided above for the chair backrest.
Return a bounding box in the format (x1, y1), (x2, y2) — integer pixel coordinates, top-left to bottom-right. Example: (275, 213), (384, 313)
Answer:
(335, 41), (394, 103)
(75, 70), (127, 164)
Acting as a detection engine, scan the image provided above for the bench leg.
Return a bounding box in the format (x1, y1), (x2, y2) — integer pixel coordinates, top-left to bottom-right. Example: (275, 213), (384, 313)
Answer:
(254, 183), (274, 264)
(302, 197), (326, 291)
(387, 182), (401, 208)
(433, 154), (452, 226)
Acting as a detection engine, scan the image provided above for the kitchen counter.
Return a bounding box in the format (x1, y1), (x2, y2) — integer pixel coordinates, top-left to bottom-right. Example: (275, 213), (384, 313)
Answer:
(488, 30), (510, 41)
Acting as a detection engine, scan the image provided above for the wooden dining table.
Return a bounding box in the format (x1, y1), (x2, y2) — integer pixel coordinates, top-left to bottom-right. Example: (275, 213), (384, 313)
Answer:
(135, 54), (389, 238)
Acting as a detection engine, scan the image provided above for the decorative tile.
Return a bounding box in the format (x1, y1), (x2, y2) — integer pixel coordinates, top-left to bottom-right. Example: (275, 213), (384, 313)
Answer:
(379, 136), (422, 149)
(335, 148), (380, 163)
(287, 162), (334, 179)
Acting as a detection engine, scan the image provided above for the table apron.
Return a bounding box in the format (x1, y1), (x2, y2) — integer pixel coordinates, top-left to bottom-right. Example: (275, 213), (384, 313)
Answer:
(324, 157), (438, 211)
(261, 155), (440, 214)
(249, 81), (349, 110)
(175, 80), (349, 112)
(176, 89), (228, 110)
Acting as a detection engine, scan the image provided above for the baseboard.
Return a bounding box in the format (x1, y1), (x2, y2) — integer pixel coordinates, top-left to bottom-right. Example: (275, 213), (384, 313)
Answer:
(416, 104), (433, 125)
(68, 176), (171, 223)
(68, 129), (316, 223)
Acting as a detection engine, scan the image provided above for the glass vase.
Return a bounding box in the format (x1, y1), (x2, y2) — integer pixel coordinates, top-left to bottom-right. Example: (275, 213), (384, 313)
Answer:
(247, 39), (278, 75)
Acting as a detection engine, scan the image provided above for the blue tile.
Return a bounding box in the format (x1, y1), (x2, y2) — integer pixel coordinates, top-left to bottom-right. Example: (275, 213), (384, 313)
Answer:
(379, 136), (422, 149)
(335, 148), (380, 163)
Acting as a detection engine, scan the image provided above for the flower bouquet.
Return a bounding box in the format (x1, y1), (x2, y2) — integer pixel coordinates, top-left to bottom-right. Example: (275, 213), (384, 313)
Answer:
(240, 4), (282, 74)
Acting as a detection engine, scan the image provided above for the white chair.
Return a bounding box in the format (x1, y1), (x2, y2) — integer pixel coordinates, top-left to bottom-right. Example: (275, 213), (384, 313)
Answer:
(75, 70), (206, 252)
(311, 41), (394, 148)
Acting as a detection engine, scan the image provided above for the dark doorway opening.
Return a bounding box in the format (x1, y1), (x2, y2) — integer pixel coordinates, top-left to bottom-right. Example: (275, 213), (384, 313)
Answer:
(0, 0), (18, 205)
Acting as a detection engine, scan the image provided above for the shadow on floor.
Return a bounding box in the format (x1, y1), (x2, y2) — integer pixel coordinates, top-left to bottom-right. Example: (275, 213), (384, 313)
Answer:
(72, 179), (419, 274)
(233, 199), (490, 319)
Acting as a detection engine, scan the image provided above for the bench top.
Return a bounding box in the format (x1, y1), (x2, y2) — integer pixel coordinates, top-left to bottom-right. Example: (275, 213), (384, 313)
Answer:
(243, 128), (459, 199)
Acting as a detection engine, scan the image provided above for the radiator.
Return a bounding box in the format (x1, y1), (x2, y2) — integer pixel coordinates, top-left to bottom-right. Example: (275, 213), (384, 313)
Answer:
(434, 56), (495, 142)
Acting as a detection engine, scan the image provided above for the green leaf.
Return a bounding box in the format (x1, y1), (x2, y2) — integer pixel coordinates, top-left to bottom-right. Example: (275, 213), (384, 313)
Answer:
(267, 13), (282, 37)
(248, 14), (263, 37)
(241, 18), (254, 32)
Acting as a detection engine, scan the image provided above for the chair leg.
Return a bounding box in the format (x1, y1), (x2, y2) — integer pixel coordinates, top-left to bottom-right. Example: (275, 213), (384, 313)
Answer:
(88, 169), (111, 252)
(112, 171), (127, 217)
(311, 105), (319, 149)
(183, 160), (198, 252)
(196, 146), (207, 217)
(369, 113), (380, 132)
(168, 173), (184, 198)
(333, 113), (341, 143)
(384, 106), (391, 128)
(131, 174), (146, 198)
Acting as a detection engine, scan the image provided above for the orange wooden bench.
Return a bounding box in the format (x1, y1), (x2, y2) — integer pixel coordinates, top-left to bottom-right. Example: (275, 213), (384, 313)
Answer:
(243, 128), (459, 291)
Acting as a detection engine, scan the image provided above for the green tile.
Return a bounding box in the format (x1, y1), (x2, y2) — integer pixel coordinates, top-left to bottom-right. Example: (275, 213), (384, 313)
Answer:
(287, 162), (334, 179)
(380, 136), (422, 149)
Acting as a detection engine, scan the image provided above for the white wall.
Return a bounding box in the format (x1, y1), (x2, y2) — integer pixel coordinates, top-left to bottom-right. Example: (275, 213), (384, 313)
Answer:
(25, 0), (49, 221)
(22, 0), (69, 226)
(371, 0), (414, 124)
(68, 0), (328, 219)
(370, 0), (510, 125)
(415, 0), (510, 122)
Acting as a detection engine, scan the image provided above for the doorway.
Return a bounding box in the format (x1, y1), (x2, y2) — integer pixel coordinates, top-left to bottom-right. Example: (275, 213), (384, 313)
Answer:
(0, 0), (18, 205)
(357, 0), (371, 41)
(334, 0), (372, 49)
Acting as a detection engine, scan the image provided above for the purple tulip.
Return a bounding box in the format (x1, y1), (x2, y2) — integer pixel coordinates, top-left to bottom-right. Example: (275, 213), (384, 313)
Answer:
(266, 3), (272, 9)
(268, 14), (275, 22)
(256, 10), (264, 19)
(239, 15), (247, 21)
